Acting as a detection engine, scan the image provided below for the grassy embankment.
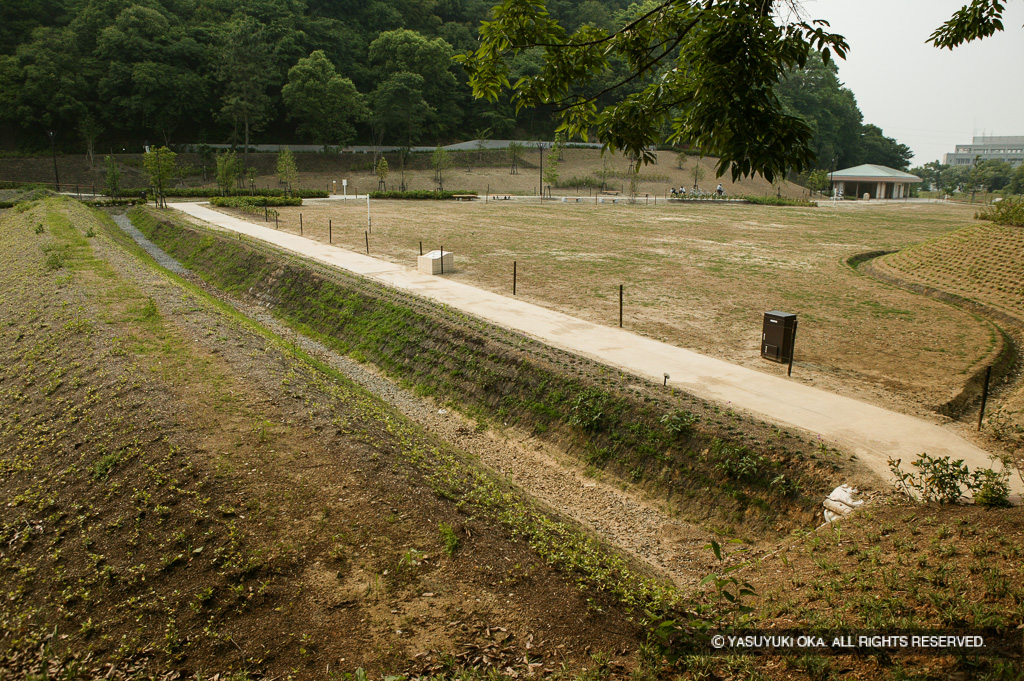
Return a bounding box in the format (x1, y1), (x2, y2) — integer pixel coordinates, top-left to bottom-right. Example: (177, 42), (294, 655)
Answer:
(1, 197), (671, 677)
(3, 197), (1021, 680)
(871, 219), (1024, 455)
(131, 206), (852, 534)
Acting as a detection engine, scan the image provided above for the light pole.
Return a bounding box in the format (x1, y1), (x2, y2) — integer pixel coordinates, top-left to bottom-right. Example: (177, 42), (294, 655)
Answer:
(47, 130), (60, 192)
(829, 157), (836, 200)
(538, 142), (544, 198)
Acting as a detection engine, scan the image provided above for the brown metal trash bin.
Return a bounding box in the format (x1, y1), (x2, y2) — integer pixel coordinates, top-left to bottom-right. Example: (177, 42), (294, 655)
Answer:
(761, 311), (797, 363)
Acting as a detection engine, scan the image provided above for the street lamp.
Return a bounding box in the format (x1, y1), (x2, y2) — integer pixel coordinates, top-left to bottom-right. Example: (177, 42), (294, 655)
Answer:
(538, 142), (544, 197)
(47, 130), (60, 192)
(829, 157), (836, 200)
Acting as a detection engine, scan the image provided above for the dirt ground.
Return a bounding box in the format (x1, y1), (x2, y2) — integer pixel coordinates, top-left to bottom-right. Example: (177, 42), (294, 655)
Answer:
(0, 199), (646, 679)
(212, 199), (996, 424)
(3, 197), (1021, 680)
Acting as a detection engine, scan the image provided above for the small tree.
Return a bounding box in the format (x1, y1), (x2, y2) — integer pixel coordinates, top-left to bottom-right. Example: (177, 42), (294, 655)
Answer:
(276, 147), (298, 197)
(806, 169), (830, 195)
(432, 145), (451, 191)
(78, 114), (102, 170)
(375, 156), (389, 191)
(216, 151), (242, 195)
(507, 141), (523, 175)
(196, 144), (215, 182)
(143, 146), (177, 208)
(628, 166), (640, 202)
(543, 133), (563, 191)
(104, 155), (121, 198)
(691, 161), (706, 191)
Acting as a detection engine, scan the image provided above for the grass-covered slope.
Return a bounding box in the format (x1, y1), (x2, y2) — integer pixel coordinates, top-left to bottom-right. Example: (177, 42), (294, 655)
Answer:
(880, 221), (1024, 322)
(0, 197), (663, 678)
(132, 206), (855, 534)
(871, 220), (1024, 454)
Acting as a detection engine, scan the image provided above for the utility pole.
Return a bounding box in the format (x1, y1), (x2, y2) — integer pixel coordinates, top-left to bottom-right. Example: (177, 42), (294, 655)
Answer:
(47, 130), (60, 192)
(538, 142), (544, 197)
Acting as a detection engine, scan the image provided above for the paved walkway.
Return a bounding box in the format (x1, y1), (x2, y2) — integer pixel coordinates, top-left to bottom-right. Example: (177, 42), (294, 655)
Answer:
(170, 202), (1022, 495)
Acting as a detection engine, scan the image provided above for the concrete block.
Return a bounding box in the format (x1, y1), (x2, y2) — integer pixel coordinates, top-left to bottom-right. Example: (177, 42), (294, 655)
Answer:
(417, 250), (454, 275)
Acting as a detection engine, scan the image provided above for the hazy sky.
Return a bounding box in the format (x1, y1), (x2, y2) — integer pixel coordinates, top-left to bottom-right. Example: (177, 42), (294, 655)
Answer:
(803, 0), (1024, 166)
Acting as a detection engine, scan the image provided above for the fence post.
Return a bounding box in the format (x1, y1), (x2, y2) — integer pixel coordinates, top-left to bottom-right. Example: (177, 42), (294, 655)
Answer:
(513, 261), (517, 295)
(365, 231), (369, 254)
(300, 213), (303, 235)
(978, 365), (992, 431)
(619, 284), (623, 328)
(329, 219), (332, 243)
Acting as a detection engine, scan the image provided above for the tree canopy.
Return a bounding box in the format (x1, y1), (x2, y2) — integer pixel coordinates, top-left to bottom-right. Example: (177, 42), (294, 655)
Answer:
(0, 0), (526, 151)
(282, 50), (366, 146)
(458, 0), (1015, 179)
(0, 0), (1008, 168)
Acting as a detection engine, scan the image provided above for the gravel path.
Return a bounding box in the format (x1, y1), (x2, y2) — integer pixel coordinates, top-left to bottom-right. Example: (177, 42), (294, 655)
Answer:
(113, 214), (189, 275)
(114, 213), (716, 587)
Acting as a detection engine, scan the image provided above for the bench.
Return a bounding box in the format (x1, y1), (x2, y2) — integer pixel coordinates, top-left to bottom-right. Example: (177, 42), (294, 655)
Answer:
(452, 194), (478, 201)
(599, 190), (622, 196)
(488, 194), (512, 200)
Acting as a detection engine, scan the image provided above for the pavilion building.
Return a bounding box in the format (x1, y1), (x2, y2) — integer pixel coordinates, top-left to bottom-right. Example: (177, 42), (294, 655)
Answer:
(830, 164), (922, 199)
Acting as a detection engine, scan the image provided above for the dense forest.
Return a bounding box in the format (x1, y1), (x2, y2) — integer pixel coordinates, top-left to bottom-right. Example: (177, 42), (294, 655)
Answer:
(0, 0), (911, 170)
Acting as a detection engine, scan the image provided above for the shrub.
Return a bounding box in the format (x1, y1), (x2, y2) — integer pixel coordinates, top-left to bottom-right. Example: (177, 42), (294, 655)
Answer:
(976, 199), (1024, 227)
(661, 409), (699, 437)
(970, 468), (1011, 508)
(889, 453), (1011, 506)
(208, 195), (302, 208)
(554, 175), (603, 189)
(80, 198), (146, 207)
(713, 440), (768, 483)
(368, 190), (475, 200)
(438, 522), (459, 556)
(742, 195), (817, 207)
(45, 251), (65, 271)
(568, 388), (608, 433)
(120, 187), (326, 199)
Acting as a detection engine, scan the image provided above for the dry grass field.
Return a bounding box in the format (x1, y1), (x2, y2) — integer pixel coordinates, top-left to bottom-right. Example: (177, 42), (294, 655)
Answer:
(215, 198), (996, 417)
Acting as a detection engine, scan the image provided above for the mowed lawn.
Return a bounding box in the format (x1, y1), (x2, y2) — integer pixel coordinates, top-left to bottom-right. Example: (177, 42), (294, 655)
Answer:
(218, 198), (993, 410)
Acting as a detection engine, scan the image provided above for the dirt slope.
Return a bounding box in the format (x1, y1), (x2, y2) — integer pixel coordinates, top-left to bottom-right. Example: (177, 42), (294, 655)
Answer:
(0, 198), (647, 678)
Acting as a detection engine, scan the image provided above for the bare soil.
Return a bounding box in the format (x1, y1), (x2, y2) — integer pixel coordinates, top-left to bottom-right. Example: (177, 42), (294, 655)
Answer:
(2, 197), (1021, 680)
(0, 199), (644, 679)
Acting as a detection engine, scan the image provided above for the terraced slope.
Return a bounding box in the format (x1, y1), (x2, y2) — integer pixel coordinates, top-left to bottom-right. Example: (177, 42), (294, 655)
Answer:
(878, 221), (1024, 322)
(872, 219), (1024, 454)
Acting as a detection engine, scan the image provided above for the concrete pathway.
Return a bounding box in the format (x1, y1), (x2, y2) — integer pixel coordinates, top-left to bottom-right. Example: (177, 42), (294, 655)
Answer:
(170, 202), (1022, 495)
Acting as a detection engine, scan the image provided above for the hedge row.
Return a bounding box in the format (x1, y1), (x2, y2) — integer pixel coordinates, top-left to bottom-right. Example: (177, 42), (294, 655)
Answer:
(122, 187), (326, 199)
(80, 198), (147, 207)
(742, 195), (817, 207)
(368, 190), (476, 200)
(208, 195), (302, 208)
